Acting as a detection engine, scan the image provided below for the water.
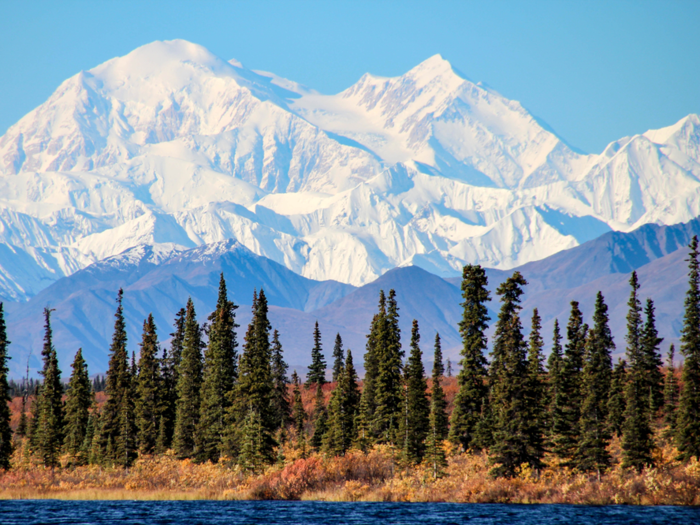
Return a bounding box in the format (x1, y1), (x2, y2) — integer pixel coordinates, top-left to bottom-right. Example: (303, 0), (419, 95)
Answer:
(1, 500), (698, 524)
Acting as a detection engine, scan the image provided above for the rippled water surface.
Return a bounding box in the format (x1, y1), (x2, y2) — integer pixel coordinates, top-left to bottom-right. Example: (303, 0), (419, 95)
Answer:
(1, 500), (699, 524)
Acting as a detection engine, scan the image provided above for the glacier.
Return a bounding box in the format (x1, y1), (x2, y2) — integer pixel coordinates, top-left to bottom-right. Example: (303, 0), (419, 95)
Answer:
(1, 39), (699, 299)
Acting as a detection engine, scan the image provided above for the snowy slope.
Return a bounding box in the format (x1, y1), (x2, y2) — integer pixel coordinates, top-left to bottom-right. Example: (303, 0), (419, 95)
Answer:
(1, 39), (699, 297)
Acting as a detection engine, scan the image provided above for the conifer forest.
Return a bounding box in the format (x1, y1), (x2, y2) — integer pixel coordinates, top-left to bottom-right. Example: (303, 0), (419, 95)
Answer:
(2, 238), (700, 504)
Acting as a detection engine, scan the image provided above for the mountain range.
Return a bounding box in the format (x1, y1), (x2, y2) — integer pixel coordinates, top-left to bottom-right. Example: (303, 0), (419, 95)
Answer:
(4, 217), (699, 378)
(1, 39), (700, 303)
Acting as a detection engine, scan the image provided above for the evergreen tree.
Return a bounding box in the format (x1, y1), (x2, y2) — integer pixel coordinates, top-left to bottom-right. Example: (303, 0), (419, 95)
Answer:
(173, 298), (204, 459)
(291, 371), (306, 440)
(621, 271), (655, 471)
(607, 359), (627, 438)
(449, 265), (491, 451)
(34, 308), (64, 467)
(332, 333), (344, 382)
(80, 400), (97, 464)
(400, 320), (430, 464)
(270, 330), (290, 431)
(360, 307), (383, 442)
(96, 289), (135, 466)
(135, 314), (161, 454)
(310, 383), (328, 450)
(160, 308), (185, 450)
(641, 298), (664, 415)
(447, 359), (452, 377)
(227, 290), (276, 464)
(374, 289), (403, 445)
(663, 345), (679, 439)
(197, 275), (239, 462)
(430, 333), (449, 441)
(677, 236), (700, 461)
(0, 303), (12, 469)
(306, 321), (327, 387)
(63, 348), (93, 462)
(238, 408), (266, 473)
(525, 308), (546, 471)
(551, 302), (587, 462)
(577, 292), (614, 476)
(547, 319), (565, 443)
(489, 272), (536, 478)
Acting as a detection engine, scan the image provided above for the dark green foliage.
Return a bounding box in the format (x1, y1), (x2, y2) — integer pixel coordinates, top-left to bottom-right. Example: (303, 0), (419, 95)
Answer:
(310, 384), (328, 450)
(0, 303), (12, 469)
(270, 329), (290, 431)
(360, 309), (382, 442)
(373, 290), (403, 445)
(677, 236), (700, 461)
(663, 345), (679, 439)
(34, 308), (64, 467)
(96, 289), (135, 466)
(197, 275), (239, 462)
(551, 302), (587, 462)
(306, 321), (327, 387)
(238, 408), (266, 473)
(354, 394), (373, 452)
(430, 333), (449, 441)
(622, 272), (655, 471)
(332, 333), (344, 383)
(641, 298), (664, 414)
(449, 265), (491, 451)
(63, 349), (93, 462)
(135, 314), (161, 454)
(489, 272), (538, 477)
(173, 298), (204, 459)
(607, 359), (627, 438)
(160, 308), (185, 451)
(291, 371), (306, 439)
(577, 292), (614, 475)
(525, 309), (546, 470)
(80, 400), (97, 463)
(546, 319), (564, 442)
(400, 320), (430, 464)
(323, 350), (360, 456)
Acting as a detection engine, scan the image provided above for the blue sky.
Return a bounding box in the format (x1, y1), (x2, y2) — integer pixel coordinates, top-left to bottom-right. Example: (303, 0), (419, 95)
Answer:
(1, 0), (698, 153)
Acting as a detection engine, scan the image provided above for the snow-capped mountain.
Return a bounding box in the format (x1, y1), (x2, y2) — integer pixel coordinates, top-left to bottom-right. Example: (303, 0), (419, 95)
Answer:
(1, 39), (699, 299)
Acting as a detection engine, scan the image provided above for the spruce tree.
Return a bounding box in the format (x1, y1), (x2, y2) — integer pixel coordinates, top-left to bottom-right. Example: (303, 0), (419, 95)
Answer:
(197, 275), (239, 462)
(228, 290), (276, 464)
(270, 329), (290, 431)
(641, 298), (664, 415)
(63, 348), (93, 463)
(621, 271), (655, 471)
(306, 321), (327, 387)
(607, 359), (627, 438)
(34, 308), (64, 467)
(160, 308), (185, 450)
(525, 308), (546, 471)
(80, 400), (97, 464)
(0, 303), (12, 469)
(400, 320), (430, 464)
(430, 333), (448, 441)
(677, 236), (700, 461)
(577, 292), (614, 476)
(173, 298), (204, 459)
(238, 408), (266, 473)
(310, 383), (328, 450)
(551, 302), (587, 462)
(360, 307), (383, 442)
(663, 345), (679, 440)
(489, 272), (535, 478)
(332, 333), (344, 382)
(374, 289), (403, 445)
(96, 289), (135, 466)
(135, 314), (161, 454)
(449, 264), (491, 451)
(546, 319), (565, 442)
(291, 371), (306, 441)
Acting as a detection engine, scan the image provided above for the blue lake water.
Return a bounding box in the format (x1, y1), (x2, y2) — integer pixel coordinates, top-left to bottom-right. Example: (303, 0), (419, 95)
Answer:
(1, 500), (699, 524)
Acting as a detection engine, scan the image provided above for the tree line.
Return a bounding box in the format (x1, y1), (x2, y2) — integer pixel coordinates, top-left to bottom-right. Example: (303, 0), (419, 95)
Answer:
(1, 237), (700, 477)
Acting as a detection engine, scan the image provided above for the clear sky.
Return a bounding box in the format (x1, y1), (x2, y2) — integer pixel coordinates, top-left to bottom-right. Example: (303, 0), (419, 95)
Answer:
(1, 0), (698, 153)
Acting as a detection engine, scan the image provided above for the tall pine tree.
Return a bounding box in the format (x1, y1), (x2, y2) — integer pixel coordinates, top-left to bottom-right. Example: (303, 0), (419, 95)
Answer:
(607, 359), (627, 438)
(430, 333), (449, 441)
(547, 319), (565, 444)
(34, 308), (64, 467)
(270, 329), (290, 431)
(449, 265), (491, 451)
(663, 345), (679, 441)
(332, 333), (344, 382)
(63, 348), (93, 463)
(291, 370), (307, 452)
(135, 314), (161, 454)
(197, 275), (239, 462)
(621, 271), (655, 471)
(159, 308), (185, 451)
(525, 309), (546, 471)
(677, 236), (700, 461)
(0, 304), (12, 470)
(577, 292), (614, 476)
(323, 349), (360, 455)
(400, 320), (430, 464)
(641, 298), (664, 415)
(173, 298), (203, 459)
(306, 322), (327, 387)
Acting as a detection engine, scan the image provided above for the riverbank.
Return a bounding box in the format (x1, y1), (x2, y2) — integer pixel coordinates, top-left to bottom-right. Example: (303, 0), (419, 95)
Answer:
(2, 441), (700, 505)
